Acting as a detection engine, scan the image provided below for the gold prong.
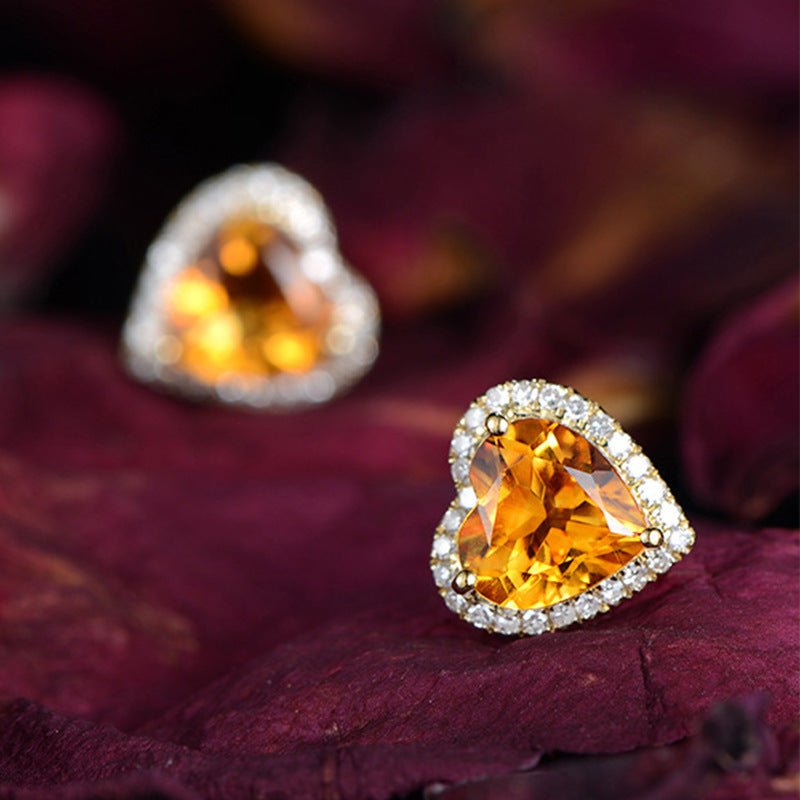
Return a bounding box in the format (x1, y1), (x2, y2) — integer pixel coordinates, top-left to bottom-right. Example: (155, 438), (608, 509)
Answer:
(452, 569), (476, 594)
(640, 528), (663, 547)
(485, 413), (508, 436)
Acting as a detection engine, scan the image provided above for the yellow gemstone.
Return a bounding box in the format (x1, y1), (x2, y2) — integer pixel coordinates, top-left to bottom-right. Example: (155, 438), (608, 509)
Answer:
(162, 217), (334, 383)
(457, 418), (645, 609)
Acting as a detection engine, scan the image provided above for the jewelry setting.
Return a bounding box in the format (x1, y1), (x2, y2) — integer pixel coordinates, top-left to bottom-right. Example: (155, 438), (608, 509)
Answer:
(431, 379), (695, 635)
(122, 164), (380, 410)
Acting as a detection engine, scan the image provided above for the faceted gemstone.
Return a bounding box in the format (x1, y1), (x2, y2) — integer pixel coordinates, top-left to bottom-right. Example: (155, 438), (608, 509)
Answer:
(457, 418), (646, 610)
(162, 216), (334, 382)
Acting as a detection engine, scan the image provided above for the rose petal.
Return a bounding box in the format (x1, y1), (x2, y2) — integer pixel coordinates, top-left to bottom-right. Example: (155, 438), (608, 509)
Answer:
(682, 279), (799, 521)
(0, 514), (794, 800)
(435, 696), (786, 800)
(479, 1), (798, 95)
(0, 77), (118, 303)
(218, 0), (450, 86)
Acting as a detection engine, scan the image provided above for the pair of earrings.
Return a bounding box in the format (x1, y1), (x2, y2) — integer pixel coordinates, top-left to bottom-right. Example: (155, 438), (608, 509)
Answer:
(122, 164), (694, 637)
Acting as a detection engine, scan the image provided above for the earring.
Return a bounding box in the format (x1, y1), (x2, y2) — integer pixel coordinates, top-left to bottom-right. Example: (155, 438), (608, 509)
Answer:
(431, 380), (695, 635)
(122, 164), (379, 410)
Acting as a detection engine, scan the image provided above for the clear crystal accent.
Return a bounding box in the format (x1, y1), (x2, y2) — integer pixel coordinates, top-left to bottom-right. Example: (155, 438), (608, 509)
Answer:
(511, 381), (537, 408)
(564, 394), (588, 422)
(667, 526), (694, 553)
(451, 458), (470, 484)
(466, 604), (493, 629)
(621, 563), (649, 591)
(433, 562), (456, 588)
(444, 590), (467, 614)
(485, 386), (510, 410)
(622, 453), (651, 481)
(657, 501), (681, 527)
(598, 578), (625, 605)
(493, 614), (522, 635)
(644, 549), (674, 573)
(432, 536), (454, 558)
(539, 384), (565, 410)
(574, 593), (601, 619)
(458, 487), (477, 508)
(606, 431), (633, 460)
(549, 603), (578, 628)
(638, 478), (665, 505)
(521, 609), (548, 635)
(451, 432), (472, 457)
(442, 508), (464, 532)
(464, 406), (486, 431)
(587, 413), (614, 441)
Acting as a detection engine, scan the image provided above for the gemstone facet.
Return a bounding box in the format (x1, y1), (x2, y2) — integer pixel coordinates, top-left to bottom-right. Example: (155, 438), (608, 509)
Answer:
(163, 217), (334, 383)
(457, 418), (646, 610)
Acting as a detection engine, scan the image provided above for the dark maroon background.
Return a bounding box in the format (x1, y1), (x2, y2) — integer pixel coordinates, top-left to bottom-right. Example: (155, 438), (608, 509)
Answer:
(0, 2), (797, 799)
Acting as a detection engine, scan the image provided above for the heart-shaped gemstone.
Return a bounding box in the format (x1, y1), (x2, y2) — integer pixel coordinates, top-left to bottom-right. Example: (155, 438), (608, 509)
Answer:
(458, 417), (645, 610)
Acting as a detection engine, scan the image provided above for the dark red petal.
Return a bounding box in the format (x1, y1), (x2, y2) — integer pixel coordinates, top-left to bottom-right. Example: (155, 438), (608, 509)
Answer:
(682, 279), (800, 521)
(0, 77), (118, 303)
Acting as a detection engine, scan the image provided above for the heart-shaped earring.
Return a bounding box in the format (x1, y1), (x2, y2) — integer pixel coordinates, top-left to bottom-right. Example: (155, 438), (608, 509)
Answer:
(431, 380), (695, 635)
(122, 164), (379, 410)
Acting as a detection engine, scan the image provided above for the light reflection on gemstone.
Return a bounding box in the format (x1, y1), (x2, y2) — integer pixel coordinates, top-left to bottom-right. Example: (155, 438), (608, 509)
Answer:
(164, 217), (335, 383)
(457, 418), (646, 610)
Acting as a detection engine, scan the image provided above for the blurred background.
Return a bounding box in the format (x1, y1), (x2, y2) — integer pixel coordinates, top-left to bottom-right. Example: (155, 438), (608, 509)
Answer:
(0, 0), (796, 524)
(0, 3), (797, 795)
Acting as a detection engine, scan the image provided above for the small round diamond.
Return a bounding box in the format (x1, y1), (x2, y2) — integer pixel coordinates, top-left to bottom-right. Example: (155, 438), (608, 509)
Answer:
(511, 381), (537, 409)
(521, 609), (548, 635)
(638, 478), (665, 505)
(574, 593), (601, 619)
(598, 578), (625, 605)
(432, 536), (454, 558)
(644, 549), (674, 573)
(451, 432), (472, 457)
(622, 453), (651, 481)
(564, 394), (588, 422)
(549, 603), (578, 628)
(586, 413), (614, 441)
(606, 432), (633, 460)
(464, 406), (485, 431)
(433, 561), (456, 588)
(621, 563), (649, 591)
(466, 604), (494, 629)
(493, 613), (522, 635)
(451, 458), (470, 484)
(656, 501), (681, 528)
(444, 591), (467, 614)
(485, 386), (510, 411)
(441, 507), (464, 533)
(539, 384), (565, 411)
(458, 487), (477, 508)
(667, 526), (694, 553)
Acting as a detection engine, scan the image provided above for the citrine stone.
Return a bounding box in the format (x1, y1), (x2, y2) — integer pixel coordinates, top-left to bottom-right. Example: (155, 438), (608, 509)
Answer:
(457, 418), (646, 610)
(162, 217), (334, 382)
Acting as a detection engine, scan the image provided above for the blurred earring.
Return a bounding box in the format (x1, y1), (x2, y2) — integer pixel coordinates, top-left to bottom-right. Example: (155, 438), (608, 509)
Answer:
(121, 164), (379, 410)
(431, 379), (695, 636)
